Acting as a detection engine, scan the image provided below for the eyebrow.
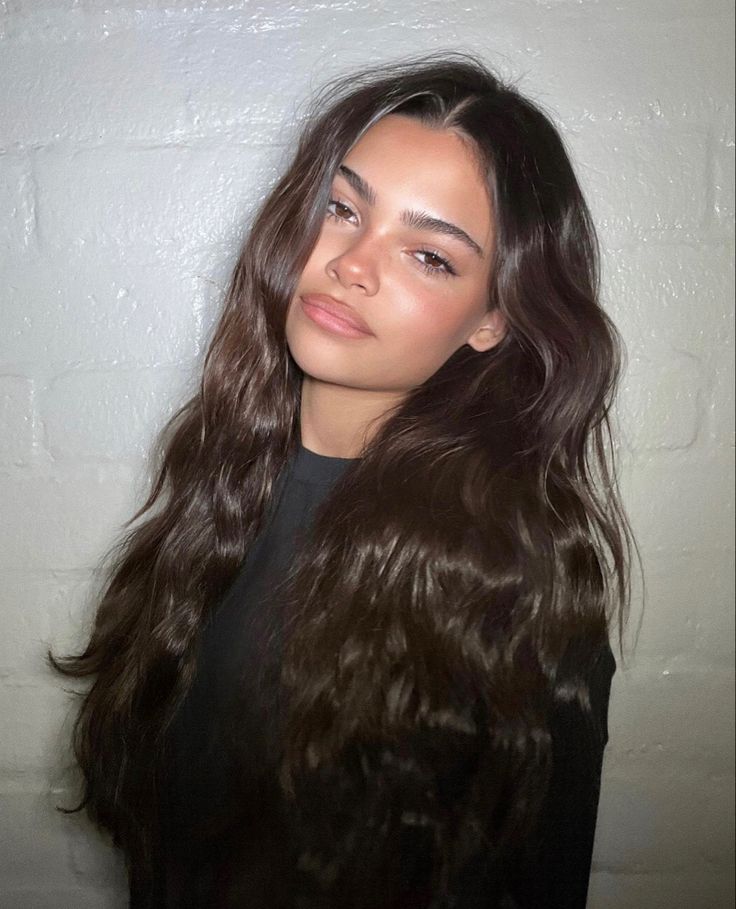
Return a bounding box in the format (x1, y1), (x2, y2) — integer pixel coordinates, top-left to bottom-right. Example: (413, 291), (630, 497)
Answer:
(337, 164), (485, 259)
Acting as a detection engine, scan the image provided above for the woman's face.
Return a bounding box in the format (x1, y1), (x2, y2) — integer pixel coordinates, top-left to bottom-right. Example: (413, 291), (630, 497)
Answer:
(285, 113), (504, 393)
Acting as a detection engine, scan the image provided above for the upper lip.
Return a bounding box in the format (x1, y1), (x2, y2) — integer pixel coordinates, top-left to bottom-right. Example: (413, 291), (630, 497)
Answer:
(300, 293), (373, 334)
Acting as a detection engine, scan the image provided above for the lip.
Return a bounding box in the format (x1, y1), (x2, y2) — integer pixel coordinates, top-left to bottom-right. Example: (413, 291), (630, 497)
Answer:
(299, 293), (374, 338)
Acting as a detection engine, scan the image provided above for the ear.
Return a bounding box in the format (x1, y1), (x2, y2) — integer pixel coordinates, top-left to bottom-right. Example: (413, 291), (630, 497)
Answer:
(466, 307), (507, 352)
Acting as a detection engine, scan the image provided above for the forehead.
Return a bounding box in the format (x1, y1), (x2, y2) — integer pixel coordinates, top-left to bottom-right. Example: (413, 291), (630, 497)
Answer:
(340, 114), (493, 249)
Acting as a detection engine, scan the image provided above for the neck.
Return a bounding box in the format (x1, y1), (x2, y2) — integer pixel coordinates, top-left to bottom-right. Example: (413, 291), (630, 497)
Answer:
(299, 374), (405, 459)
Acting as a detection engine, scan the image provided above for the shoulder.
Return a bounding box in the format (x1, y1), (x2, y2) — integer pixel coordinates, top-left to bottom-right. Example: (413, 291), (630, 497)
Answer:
(551, 635), (617, 754)
(589, 636), (616, 720)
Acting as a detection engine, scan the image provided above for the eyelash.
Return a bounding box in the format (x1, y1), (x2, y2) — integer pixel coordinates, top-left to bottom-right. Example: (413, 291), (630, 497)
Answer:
(325, 198), (458, 279)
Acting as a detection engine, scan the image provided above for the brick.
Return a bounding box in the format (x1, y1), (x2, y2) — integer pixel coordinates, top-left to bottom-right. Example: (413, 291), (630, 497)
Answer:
(0, 890), (126, 909)
(34, 144), (280, 257)
(170, 12), (313, 144)
(713, 101), (735, 146)
(705, 347), (736, 449)
(175, 6), (475, 146)
(0, 790), (77, 888)
(530, 0), (731, 14)
(588, 869), (735, 909)
(533, 9), (733, 127)
(602, 241), (734, 362)
(0, 252), (204, 370)
(568, 122), (710, 247)
(616, 352), (702, 452)
(0, 678), (77, 777)
(0, 571), (63, 672)
(66, 801), (130, 889)
(618, 450), (733, 552)
(0, 569), (93, 673)
(41, 366), (193, 461)
(606, 666), (735, 776)
(713, 138), (735, 235)
(0, 788), (125, 893)
(693, 548), (736, 664)
(0, 463), (138, 571)
(621, 548), (731, 664)
(0, 376), (33, 465)
(594, 767), (735, 872)
(0, 20), (189, 149)
(0, 155), (36, 250)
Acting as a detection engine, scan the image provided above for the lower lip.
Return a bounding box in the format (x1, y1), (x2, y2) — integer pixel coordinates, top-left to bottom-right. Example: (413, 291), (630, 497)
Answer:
(299, 296), (373, 339)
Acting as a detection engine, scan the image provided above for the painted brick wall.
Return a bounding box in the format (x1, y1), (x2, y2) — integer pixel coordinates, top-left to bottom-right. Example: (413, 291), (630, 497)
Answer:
(1, 2), (733, 907)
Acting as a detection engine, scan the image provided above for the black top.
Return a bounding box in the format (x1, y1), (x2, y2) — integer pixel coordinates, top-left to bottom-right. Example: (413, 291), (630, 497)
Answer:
(152, 441), (615, 909)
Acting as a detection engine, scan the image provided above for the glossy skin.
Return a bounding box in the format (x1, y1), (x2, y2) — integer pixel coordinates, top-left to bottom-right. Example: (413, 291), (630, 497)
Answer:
(285, 113), (506, 457)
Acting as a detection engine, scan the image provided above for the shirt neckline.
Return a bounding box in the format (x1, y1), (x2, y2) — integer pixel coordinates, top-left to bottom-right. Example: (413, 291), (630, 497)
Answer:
(291, 439), (359, 486)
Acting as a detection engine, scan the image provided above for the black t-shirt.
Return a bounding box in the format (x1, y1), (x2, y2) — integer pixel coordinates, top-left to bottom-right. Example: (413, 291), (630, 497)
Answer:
(153, 441), (615, 909)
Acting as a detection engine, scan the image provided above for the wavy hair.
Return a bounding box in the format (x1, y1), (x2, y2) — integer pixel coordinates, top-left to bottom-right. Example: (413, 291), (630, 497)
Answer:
(51, 51), (637, 904)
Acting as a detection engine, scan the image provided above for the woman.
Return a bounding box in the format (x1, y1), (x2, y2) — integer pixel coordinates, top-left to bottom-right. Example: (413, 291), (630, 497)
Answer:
(52, 52), (635, 908)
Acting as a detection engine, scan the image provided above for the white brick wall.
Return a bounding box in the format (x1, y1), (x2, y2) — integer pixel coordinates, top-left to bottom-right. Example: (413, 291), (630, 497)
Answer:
(1, 2), (733, 907)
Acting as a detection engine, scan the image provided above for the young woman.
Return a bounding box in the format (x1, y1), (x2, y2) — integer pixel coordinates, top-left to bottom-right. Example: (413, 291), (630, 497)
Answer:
(53, 53), (636, 908)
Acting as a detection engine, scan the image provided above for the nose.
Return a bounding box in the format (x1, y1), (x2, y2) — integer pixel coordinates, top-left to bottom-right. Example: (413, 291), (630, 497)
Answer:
(325, 232), (380, 295)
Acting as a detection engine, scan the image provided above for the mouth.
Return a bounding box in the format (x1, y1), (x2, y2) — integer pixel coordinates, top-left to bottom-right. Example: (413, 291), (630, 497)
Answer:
(299, 293), (374, 339)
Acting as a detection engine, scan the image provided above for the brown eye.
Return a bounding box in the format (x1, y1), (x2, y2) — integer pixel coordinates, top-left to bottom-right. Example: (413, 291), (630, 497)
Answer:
(415, 249), (457, 278)
(326, 199), (357, 222)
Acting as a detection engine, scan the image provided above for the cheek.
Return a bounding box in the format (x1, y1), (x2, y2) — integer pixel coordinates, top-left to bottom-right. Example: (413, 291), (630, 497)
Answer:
(388, 289), (478, 355)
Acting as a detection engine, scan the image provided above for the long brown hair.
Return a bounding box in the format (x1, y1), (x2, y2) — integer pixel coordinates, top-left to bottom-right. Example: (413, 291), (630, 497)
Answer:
(51, 51), (638, 903)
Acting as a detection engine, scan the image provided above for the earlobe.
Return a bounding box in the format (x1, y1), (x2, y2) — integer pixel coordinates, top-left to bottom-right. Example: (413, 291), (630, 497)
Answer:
(467, 309), (507, 352)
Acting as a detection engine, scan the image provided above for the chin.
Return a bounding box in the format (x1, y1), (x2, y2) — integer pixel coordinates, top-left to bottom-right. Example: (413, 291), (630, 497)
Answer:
(286, 331), (347, 379)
